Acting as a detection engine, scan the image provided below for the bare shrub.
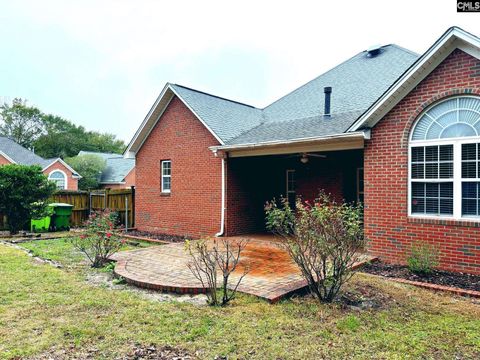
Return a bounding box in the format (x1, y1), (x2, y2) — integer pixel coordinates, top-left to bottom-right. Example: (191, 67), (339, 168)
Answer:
(71, 210), (124, 268)
(265, 192), (366, 303)
(186, 238), (249, 306)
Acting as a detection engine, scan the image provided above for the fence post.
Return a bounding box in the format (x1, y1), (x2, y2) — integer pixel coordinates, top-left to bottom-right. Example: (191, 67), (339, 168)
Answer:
(88, 191), (91, 218)
(104, 189), (108, 210)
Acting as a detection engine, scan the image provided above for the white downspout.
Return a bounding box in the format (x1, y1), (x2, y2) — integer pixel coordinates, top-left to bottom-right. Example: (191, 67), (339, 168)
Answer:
(215, 157), (226, 237)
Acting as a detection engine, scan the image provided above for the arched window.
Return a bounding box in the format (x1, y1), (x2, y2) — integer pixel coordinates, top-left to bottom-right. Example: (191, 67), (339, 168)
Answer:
(49, 170), (67, 190)
(409, 96), (480, 220)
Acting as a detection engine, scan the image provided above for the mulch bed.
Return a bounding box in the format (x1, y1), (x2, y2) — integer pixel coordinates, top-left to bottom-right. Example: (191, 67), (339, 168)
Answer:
(361, 261), (480, 292)
(123, 230), (189, 243)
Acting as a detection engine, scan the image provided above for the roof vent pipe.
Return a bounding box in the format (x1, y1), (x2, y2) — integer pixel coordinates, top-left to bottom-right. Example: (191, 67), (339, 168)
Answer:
(324, 86), (332, 117)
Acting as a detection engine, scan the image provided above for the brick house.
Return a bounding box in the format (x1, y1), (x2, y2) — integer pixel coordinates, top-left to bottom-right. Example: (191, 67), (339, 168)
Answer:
(0, 136), (80, 190)
(78, 151), (135, 189)
(125, 27), (480, 274)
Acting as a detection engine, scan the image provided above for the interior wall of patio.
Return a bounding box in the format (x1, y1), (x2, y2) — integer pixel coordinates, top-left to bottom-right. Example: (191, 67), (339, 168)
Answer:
(224, 149), (363, 236)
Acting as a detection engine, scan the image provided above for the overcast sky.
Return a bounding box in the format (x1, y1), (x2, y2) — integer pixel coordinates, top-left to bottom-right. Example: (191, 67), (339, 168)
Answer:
(0, 0), (479, 142)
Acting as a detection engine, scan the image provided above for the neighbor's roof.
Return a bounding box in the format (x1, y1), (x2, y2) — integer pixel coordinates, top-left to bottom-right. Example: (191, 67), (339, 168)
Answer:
(0, 136), (50, 167)
(78, 151), (135, 183)
(125, 43), (419, 154)
(0, 136), (80, 176)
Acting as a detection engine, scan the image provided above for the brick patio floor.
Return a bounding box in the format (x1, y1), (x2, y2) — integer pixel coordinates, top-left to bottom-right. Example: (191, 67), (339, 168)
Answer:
(112, 234), (375, 303)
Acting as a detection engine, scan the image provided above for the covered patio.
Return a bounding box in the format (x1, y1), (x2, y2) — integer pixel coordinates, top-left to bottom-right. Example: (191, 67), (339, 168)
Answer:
(112, 234), (375, 303)
(224, 149), (364, 236)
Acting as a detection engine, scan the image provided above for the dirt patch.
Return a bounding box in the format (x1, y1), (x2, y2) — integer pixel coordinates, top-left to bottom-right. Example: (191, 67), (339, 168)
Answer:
(28, 344), (196, 359)
(85, 271), (208, 306)
(124, 230), (188, 243)
(360, 261), (480, 292)
(119, 344), (195, 359)
(339, 282), (396, 311)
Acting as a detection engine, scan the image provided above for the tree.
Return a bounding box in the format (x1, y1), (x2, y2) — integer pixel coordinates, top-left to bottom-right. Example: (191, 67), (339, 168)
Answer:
(34, 114), (126, 159)
(65, 154), (106, 190)
(0, 164), (56, 234)
(265, 193), (366, 303)
(0, 98), (45, 148)
(33, 114), (90, 159)
(85, 132), (125, 155)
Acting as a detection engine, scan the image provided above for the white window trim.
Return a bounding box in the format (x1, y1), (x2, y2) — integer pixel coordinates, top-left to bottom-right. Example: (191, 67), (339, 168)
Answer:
(408, 137), (480, 222)
(161, 160), (171, 193)
(48, 169), (67, 190)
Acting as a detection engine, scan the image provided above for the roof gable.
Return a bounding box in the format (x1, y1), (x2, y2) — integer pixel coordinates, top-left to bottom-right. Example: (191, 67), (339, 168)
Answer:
(42, 158), (81, 178)
(349, 27), (480, 131)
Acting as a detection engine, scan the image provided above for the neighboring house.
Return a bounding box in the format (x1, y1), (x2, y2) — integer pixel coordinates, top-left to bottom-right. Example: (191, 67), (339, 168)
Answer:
(0, 136), (80, 190)
(78, 151), (135, 189)
(126, 27), (480, 275)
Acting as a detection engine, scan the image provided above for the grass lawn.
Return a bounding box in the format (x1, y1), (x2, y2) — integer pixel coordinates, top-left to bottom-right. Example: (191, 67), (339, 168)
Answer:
(0, 240), (479, 359)
(19, 237), (154, 268)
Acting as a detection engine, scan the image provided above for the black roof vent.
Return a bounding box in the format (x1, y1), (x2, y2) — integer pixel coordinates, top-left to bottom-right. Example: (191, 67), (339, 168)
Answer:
(366, 44), (383, 57)
(324, 86), (332, 117)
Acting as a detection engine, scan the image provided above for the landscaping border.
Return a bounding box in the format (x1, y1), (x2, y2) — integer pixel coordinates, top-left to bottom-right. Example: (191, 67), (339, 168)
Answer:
(364, 273), (480, 299)
(120, 233), (170, 244)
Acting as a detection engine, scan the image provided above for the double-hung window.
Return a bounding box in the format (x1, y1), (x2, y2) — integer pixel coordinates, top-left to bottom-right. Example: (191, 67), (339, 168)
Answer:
(409, 96), (480, 220)
(161, 160), (171, 193)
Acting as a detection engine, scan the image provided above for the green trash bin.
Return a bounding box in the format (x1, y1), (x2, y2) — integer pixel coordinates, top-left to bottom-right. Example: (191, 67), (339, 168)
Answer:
(31, 206), (54, 233)
(50, 203), (74, 231)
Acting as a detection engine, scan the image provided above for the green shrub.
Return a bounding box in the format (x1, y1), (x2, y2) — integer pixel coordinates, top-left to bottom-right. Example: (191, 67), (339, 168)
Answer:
(0, 164), (56, 234)
(265, 192), (366, 303)
(407, 242), (439, 275)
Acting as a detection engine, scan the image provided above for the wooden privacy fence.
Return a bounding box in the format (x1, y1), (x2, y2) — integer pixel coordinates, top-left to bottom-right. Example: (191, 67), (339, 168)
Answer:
(51, 187), (135, 228)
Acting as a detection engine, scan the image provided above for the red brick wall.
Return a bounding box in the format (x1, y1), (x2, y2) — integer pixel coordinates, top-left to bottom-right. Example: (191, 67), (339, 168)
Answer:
(103, 167), (136, 190)
(124, 167), (135, 187)
(135, 96), (222, 237)
(43, 160), (78, 191)
(0, 154), (12, 165)
(225, 150), (362, 236)
(365, 49), (480, 274)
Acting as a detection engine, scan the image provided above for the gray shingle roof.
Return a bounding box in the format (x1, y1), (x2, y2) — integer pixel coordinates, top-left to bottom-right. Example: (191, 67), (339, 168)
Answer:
(78, 151), (135, 183)
(170, 84), (264, 143)
(0, 136), (51, 168)
(229, 111), (364, 144)
(170, 45), (418, 145)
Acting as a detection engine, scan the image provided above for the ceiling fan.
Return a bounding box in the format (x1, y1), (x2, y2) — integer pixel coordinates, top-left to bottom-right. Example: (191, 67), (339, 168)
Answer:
(287, 152), (327, 164)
